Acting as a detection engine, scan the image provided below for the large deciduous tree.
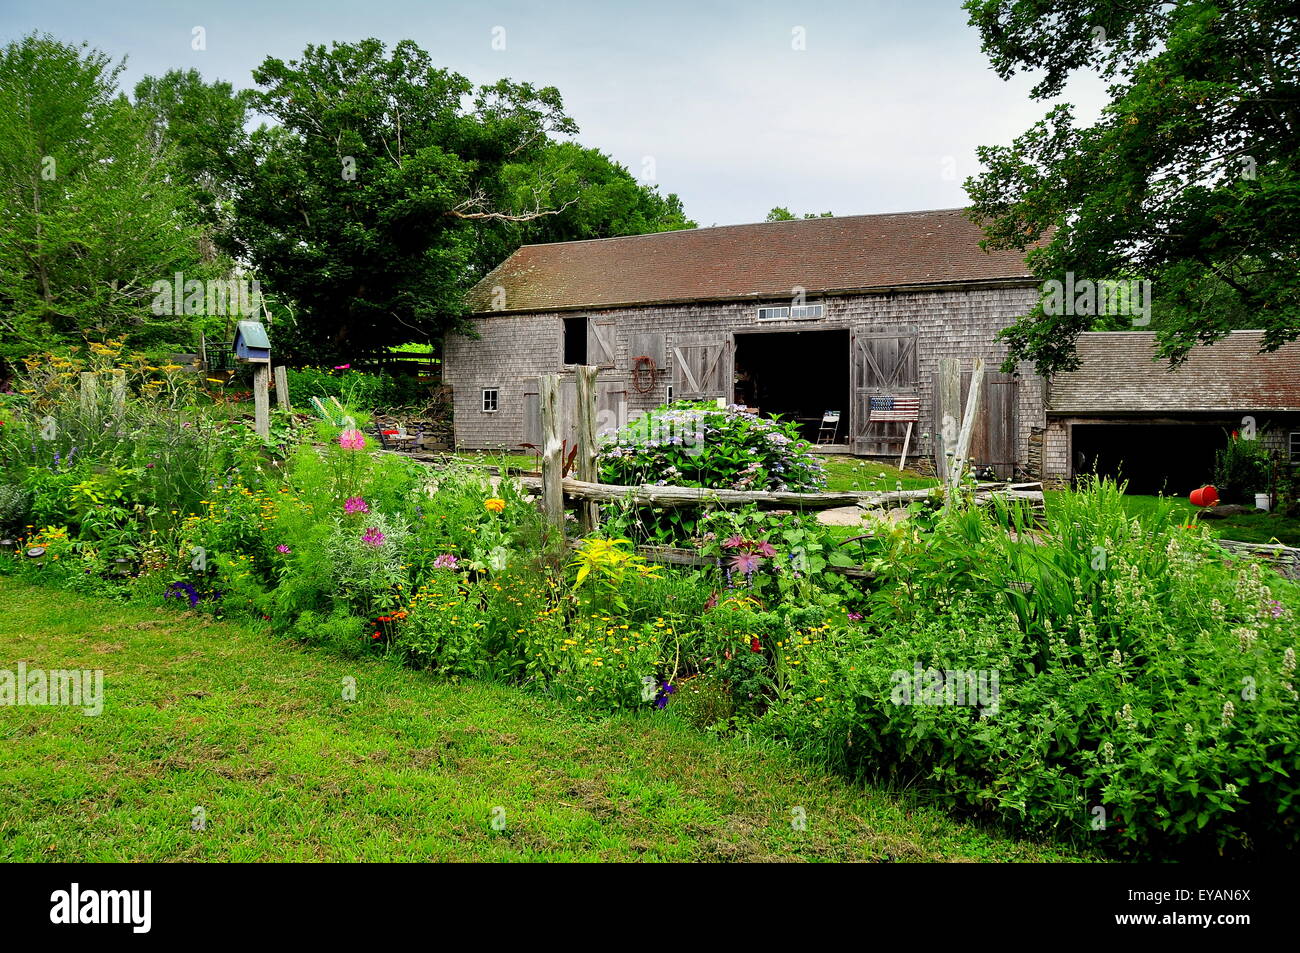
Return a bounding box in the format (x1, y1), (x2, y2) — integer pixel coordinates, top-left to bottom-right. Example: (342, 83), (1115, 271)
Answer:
(963, 0), (1300, 374)
(176, 38), (691, 362)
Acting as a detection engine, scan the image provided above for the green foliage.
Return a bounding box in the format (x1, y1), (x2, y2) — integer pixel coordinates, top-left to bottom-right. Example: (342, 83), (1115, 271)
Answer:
(763, 477), (1300, 858)
(286, 367), (429, 411)
(765, 207), (834, 221)
(963, 0), (1300, 374)
(0, 483), (33, 535)
(0, 34), (225, 364)
(568, 537), (661, 612)
(597, 401), (827, 541)
(1213, 432), (1273, 504)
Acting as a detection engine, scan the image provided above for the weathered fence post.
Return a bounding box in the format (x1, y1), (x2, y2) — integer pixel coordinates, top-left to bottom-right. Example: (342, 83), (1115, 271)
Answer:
(273, 365), (291, 410)
(575, 365), (601, 533)
(79, 372), (99, 425)
(109, 370), (126, 418)
(539, 374), (565, 535)
(948, 358), (985, 488)
(252, 364), (271, 438)
(935, 358), (961, 481)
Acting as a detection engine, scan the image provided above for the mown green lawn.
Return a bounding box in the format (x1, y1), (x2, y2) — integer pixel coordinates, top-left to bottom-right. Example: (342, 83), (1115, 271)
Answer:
(819, 457), (938, 493)
(453, 450), (538, 473)
(0, 578), (1086, 862)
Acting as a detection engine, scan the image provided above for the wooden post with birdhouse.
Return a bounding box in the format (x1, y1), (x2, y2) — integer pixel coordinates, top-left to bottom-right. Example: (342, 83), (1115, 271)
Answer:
(233, 320), (272, 437)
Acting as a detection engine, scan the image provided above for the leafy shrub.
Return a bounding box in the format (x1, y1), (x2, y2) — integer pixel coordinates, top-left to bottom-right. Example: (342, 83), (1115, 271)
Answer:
(1214, 431), (1273, 504)
(599, 402), (826, 492)
(598, 401), (827, 540)
(761, 478), (1300, 858)
(0, 483), (32, 535)
(285, 366), (428, 411)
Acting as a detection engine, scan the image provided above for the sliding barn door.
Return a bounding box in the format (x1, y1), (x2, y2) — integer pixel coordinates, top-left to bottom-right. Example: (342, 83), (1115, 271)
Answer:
(851, 328), (918, 455)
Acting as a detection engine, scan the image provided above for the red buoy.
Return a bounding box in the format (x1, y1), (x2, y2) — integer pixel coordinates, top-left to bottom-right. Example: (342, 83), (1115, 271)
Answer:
(1190, 485), (1219, 507)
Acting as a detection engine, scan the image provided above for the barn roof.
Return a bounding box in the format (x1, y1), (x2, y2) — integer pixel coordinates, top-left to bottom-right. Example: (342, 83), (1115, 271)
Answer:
(1049, 332), (1300, 413)
(467, 208), (1035, 314)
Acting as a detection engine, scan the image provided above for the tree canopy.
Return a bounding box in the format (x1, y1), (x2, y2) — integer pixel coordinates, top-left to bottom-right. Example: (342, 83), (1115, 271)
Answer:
(137, 38), (694, 361)
(963, 0), (1300, 374)
(765, 207), (834, 221)
(0, 34), (219, 366)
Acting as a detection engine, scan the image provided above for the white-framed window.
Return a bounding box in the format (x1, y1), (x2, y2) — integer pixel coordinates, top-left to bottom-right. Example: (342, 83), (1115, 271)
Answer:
(666, 384), (674, 401)
(757, 302), (823, 321)
(482, 388), (499, 413)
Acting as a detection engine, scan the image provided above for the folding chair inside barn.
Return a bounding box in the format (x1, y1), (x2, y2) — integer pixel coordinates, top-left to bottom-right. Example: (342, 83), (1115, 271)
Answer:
(867, 395), (920, 469)
(816, 410), (841, 445)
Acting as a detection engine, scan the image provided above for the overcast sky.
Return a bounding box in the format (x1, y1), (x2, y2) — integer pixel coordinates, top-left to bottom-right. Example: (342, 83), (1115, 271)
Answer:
(0, 0), (1110, 226)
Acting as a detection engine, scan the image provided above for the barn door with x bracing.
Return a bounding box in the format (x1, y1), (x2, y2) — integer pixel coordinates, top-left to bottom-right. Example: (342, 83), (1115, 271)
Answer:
(671, 335), (731, 400)
(851, 328), (919, 455)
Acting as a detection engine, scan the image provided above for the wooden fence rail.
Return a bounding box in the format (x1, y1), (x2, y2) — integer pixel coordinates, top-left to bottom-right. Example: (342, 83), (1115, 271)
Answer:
(533, 369), (1043, 532)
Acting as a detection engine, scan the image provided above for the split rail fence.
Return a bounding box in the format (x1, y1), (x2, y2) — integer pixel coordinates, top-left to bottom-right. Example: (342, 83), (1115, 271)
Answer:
(529, 368), (1044, 573)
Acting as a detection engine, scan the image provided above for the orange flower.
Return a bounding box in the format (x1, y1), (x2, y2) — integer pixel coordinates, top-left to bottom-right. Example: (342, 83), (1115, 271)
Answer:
(484, 498), (506, 513)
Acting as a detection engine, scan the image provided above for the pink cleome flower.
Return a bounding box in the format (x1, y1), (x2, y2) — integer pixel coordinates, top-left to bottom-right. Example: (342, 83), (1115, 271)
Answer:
(361, 527), (385, 547)
(433, 553), (459, 570)
(276, 544), (292, 554)
(344, 496), (369, 515)
(339, 429), (366, 450)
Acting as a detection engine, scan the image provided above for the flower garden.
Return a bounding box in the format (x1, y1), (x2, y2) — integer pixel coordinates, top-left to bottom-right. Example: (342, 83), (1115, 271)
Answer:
(1, 345), (1297, 861)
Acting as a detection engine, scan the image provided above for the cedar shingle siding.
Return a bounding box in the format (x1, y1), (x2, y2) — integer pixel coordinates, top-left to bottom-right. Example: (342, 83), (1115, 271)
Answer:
(444, 209), (1296, 484)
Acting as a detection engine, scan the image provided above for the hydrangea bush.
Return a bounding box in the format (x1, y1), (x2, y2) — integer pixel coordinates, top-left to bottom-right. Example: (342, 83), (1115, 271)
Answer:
(598, 401), (827, 492)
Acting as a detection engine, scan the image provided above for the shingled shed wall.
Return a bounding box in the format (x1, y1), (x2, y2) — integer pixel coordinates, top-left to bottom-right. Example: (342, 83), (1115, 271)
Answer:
(444, 282), (1045, 467)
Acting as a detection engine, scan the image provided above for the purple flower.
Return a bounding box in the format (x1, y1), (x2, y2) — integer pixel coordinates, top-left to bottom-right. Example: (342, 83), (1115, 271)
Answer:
(728, 552), (762, 575)
(361, 527), (385, 547)
(165, 581), (200, 608)
(654, 683), (676, 709)
(276, 544), (292, 554)
(1266, 600), (1285, 619)
(848, 612), (863, 622)
(344, 496), (369, 515)
(433, 553), (459, 570)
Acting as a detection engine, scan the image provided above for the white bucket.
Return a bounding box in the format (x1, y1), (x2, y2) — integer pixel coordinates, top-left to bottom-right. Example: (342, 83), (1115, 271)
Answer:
(1255, 493), (1271, 512)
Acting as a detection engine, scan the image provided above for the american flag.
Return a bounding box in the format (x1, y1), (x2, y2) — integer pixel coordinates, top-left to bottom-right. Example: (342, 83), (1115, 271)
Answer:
(868, 395), (920, 422)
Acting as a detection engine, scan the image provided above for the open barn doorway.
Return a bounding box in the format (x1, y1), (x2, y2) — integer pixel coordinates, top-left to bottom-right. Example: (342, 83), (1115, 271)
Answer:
(733, 329), (850, 443)
(1071, 422), (1226, 495)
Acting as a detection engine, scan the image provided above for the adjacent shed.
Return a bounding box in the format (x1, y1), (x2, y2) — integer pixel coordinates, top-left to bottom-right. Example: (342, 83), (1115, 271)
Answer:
(1044, 331), (1300, 492)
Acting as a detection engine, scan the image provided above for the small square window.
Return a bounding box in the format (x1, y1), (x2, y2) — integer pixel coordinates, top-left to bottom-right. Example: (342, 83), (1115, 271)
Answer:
(1290, 431), (1300, 465)
(482, 388), (499, 412)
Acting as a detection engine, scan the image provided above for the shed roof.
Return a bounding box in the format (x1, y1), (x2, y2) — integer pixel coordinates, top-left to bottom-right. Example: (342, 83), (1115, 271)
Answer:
(235, 320), (270, 349)
(1049, 332), (1300, 414)
(467, 208), (1035, 314)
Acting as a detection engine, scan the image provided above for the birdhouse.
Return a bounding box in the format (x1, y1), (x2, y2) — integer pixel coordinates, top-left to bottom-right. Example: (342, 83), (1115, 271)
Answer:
(233, 320), (271, 364)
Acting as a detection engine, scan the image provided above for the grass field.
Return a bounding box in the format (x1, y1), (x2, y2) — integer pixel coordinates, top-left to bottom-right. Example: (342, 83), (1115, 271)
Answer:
(0, 578), (1086, 862)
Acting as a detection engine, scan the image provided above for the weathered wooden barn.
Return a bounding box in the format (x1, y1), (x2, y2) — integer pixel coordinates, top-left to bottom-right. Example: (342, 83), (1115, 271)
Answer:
(444, 209), (1300, 488)
(446, 208), (1045, 476)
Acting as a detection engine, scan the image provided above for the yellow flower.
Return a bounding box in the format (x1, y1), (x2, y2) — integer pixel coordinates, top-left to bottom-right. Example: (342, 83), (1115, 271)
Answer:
(484, 497), (506, 513)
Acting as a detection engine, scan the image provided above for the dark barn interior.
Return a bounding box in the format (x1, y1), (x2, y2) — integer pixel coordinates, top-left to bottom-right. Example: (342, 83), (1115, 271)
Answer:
(733, 330), (850, 442)
(1071, 423), (1227, 495)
